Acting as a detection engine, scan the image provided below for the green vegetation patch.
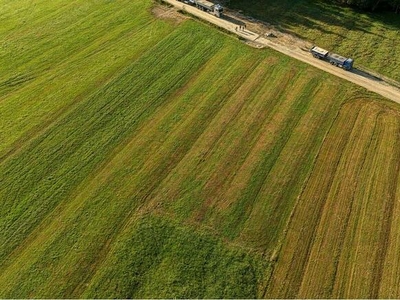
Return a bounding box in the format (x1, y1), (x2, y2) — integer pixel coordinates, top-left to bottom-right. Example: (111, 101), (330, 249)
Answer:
(230, 0), (400, 80)
(84, 216), (270, 299)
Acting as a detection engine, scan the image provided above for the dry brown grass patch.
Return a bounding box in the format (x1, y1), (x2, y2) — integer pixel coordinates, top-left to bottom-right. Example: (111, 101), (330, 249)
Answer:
(152, 4), (187, 24)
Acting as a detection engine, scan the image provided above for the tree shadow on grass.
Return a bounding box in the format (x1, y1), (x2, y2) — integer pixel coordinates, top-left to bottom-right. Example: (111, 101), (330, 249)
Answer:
(228, 0), (400, 39)
(221, 14), (246, 26)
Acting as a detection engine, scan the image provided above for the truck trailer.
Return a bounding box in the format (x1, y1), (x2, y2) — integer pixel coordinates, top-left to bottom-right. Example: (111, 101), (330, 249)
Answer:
(184, 0), (223, 17)
(310, 46), (354, 71)
(327, 53), (354, 71)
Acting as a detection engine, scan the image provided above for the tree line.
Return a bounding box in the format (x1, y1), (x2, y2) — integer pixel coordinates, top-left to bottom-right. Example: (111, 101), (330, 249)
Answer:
(334, 0), (400, 13)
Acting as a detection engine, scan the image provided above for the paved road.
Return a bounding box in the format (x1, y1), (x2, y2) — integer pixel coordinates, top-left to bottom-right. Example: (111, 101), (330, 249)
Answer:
(163, 0), (400, 104)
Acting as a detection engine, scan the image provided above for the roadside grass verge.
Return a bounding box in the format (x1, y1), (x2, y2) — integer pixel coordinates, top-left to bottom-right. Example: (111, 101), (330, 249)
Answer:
(229, 0), (400, 80)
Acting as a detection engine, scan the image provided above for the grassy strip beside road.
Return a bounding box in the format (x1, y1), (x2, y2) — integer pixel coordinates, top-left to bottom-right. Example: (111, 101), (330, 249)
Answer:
(230, 0), (400, 80)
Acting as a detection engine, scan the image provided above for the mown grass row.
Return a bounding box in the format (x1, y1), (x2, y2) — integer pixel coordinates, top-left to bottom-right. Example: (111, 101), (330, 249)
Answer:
(230, 0), (400, 80)
(0, 20), (225, 286)
(146, 64), (358, 257)
(331, 110), (400, 298)
(266, 99), (400, 298)
(0, 16), (275, 296)
(379, 146), (400, 298)
(3, 0), (400, 298)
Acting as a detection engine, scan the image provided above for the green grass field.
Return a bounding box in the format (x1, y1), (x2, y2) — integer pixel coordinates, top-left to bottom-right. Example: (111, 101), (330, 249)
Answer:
(2, 0), (400, 298)
(230, 0), (400, 81)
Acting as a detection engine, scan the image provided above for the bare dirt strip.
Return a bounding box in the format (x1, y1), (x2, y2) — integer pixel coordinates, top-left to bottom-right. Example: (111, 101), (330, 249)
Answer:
(162, 0), (400, 104)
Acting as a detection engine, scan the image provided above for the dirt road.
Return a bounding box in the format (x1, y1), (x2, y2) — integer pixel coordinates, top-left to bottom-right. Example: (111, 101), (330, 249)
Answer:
(162, 0), (400, 104)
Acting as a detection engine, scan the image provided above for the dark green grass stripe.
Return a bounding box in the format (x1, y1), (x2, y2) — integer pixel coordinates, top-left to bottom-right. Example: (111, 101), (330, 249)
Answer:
(223, 76), (321, 242)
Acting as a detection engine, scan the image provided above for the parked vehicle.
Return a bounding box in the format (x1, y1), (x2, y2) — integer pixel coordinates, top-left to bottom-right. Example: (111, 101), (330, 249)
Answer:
(310, 46), (354, 71)
(179, 0), (223, 17)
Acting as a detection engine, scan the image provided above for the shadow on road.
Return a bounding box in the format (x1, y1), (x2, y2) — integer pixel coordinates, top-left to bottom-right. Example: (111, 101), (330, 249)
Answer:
(221, 14), (245, 26)
(351, 68), (383, 82)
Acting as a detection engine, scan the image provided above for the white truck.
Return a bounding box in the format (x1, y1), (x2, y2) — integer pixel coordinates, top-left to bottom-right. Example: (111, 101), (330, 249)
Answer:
(310, 46), (354, 71)
(181, 0), (223, 17)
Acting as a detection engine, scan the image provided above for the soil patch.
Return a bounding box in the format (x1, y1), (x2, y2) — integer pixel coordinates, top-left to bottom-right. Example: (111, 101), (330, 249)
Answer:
(152, 4), (187, 24)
